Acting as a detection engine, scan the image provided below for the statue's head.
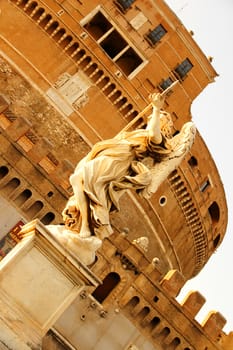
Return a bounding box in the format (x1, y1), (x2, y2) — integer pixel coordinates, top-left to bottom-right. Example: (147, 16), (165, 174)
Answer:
(169, 121), (196, 157)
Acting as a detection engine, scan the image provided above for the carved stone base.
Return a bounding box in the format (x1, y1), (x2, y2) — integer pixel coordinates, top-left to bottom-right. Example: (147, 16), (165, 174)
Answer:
(0, 220), (100, 349)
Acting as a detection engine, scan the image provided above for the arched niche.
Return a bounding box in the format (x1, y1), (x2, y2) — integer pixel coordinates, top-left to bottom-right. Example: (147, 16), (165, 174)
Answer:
(92, 272), (120, 303)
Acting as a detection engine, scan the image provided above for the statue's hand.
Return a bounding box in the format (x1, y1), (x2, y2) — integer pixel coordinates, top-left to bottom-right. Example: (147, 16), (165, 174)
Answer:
(149, 93), (165, 109)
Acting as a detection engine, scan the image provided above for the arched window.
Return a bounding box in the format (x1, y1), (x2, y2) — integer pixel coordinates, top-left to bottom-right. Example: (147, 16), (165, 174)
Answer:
(0, 166), (9, 179)
(208, 201), (220, 224)
(26, 200), (44, 218)
(41, 212), (55, 225)
(138, 306), (150, 321)
(158, 327), (170, 340)
(147, 316), (160, 331)
(125, 295), (140, 310)
(14, 189), (32, 206)
(92, 272), (120, 303)
(2, 177), (20, 194)
(170, 337), (181, 347)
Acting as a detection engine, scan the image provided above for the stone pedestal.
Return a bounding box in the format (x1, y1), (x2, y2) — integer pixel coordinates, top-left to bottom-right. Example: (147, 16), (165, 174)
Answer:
(0, 220), (100, 350)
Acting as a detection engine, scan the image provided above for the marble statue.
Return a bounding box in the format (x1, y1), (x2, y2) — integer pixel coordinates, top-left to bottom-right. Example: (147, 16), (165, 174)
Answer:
(48, 91), (196, 265)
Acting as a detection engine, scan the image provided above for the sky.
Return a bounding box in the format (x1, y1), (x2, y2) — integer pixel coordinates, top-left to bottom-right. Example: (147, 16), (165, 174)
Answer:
(165, 0), (233, 333)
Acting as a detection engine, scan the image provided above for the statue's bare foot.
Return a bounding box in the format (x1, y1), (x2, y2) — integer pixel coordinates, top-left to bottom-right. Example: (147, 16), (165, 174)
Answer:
(47, 224), (102, 265)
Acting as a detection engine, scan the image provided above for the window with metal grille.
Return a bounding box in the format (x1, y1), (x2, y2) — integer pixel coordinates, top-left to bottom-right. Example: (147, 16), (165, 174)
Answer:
(159, 77), (173, 90)
(115, 0), (136, 12)
(175, 58), (193, 79)
(146, 24), (167, 45)
(83, 9), (146, 78)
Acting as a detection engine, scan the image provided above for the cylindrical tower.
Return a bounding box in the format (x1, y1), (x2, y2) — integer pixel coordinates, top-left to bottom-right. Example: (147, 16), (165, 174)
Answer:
(0, 0), (227, 282)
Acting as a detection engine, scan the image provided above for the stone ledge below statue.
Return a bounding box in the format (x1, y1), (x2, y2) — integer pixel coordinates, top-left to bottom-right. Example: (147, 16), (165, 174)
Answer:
(0, 219), (101, 350)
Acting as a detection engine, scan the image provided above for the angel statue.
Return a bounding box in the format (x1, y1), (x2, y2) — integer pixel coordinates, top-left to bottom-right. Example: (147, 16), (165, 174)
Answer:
(48, 85), (196, 265)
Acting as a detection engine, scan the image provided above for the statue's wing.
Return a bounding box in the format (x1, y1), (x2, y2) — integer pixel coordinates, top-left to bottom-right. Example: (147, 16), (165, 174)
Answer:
(141, 121), (196, 199)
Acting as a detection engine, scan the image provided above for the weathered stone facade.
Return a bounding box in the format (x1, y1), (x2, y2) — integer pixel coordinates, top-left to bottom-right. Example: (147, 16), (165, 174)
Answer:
(0, 0), (230, 349)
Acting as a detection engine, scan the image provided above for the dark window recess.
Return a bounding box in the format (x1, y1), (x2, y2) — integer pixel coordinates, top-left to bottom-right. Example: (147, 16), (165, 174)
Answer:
(92, 272), (120, 303)
(100, 30), (128, 59)
(175, 58), (193, 79)
(0, 166), (9, 179)
(213, 234), (221, 248)
(2, 178), (20, 194)
(14, 189), (32, 206)
(41, 212), (55, 225)
(116, 47), (143, 76)
(84, 12), (112, 41)
(159, 77), (173, 90)
(126, 296), (140, 309)
(84, 11), (144, 77)
(115, 0), (136, 12)
(26, 201), (44, 218)
(146, 24), (167, 45)
(188, 156), (198, 167)
(208, 201), (220, 223)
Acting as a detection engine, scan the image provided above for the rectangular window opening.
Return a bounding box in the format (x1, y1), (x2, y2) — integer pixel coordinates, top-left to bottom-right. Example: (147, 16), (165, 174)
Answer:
(159, 77), (174, 91)
(116, 47), (143, 76)
(100, 30), (128, 59)
(175, 58), (193, 79)
(146, 24), (167, 46)
(114, 0), (136, 12)
(84, 11), (112, 41)
(83, 9), (146, 78)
